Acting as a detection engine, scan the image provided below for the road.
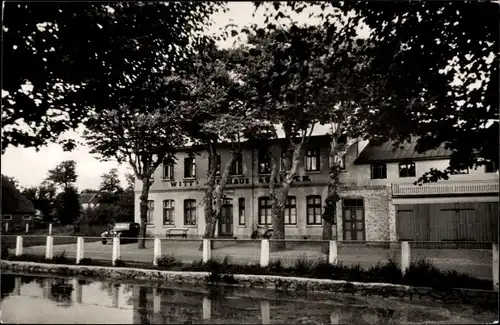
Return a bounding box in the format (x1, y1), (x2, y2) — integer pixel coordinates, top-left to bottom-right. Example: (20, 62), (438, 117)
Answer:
(13, 239), (494, 280)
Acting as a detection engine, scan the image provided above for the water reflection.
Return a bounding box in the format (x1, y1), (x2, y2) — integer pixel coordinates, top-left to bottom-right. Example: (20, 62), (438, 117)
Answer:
(0, 273), (497, 324)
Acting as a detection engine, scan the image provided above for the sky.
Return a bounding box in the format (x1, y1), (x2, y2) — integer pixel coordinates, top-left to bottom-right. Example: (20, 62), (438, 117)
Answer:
(1, 2), (345, 191)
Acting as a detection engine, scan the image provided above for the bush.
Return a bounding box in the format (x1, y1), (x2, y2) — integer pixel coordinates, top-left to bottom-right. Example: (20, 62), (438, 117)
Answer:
(114, 258), (125, 267)
(292, 255), (317, 276)
(366, 256), (402, 284)
(156, 254), (181, 269)
(78, 258), (93, 265)
(51, 251), (69, 264)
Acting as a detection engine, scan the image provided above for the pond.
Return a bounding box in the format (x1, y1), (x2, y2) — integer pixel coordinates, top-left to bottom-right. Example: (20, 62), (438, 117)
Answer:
(0, 273), (497, 324)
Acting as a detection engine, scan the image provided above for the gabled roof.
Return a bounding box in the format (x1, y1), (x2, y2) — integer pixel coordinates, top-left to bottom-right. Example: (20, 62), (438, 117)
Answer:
(355, 138), (454, 164)
(1, 174), (36, 215)
(79, 192), (98, 204)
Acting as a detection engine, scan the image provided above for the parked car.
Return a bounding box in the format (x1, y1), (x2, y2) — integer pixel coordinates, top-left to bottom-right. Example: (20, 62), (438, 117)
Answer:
(101, 222), (140, 245)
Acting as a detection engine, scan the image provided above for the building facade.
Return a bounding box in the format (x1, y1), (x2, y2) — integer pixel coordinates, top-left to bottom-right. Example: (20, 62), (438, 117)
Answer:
(135, 136), (499, 242)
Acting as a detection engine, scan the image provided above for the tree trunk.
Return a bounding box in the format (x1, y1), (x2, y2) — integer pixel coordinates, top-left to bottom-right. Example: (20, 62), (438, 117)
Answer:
(138, 178), (151, 249)
(321, 134), (345, 254)
(270, 141), (303, 252)
(270, 184), (290, 252)
(201, 143), (238, 250)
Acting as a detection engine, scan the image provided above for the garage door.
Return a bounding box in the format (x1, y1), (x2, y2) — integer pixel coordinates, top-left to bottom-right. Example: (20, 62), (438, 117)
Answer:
(396, 202), (498, 242)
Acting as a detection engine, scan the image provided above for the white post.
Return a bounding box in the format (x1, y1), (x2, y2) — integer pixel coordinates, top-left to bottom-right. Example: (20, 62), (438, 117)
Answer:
(401, 241), (411, 275)
(153, 288), (161, 314)
(5, 222), (8, 233)
(76, 237), (84, 264)
(493, 243), (499, 291)
(328, 240), (338, 265)
(260, 239), (269, 267)
(73, 278), (82, 304)
(153, 237), (162, 266)
(112, 285), (119, 308)
(43, 278), (52, 299)
(14, 277), (21, 296)
(112, 237), (120, 265)
(202, 239), (211, 263)
(49, 223), (52, 235)
(15, 236), (23, 256)
(202, 296), (211, 320)
(25, 223), (29, 234)
(45, 236), (54, 260)
(260, 300), (270, 325)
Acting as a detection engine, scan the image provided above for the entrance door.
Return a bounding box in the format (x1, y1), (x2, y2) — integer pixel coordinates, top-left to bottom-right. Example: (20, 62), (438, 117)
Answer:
(342, 199), (365, 241)
(218, 198), (233, 237)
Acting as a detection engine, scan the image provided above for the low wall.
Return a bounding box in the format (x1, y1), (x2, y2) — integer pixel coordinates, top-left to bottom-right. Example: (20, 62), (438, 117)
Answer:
(1, 260), (497, 306)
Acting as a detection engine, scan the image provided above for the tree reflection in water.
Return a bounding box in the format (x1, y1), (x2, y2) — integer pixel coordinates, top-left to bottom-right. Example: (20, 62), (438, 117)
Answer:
(0, 274), (16, 301)
(138, 286), (151, 325)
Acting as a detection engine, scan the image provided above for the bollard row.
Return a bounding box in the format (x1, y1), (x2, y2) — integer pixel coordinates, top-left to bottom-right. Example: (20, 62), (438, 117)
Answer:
(10, 236), (500, 292)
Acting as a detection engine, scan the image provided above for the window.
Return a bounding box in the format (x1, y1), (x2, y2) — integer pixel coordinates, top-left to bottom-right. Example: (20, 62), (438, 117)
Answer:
(399, 162), (416, 178)
(258, 150), (271, 174)
(147, 200), (154, 225)
(281, 149), (293, 171)
(208, 154), (221, 175)
(340, 155), (346, 170)
(306, 195), (322, 225)
(453, 168), (469, 175)
(230, 154), (243, 175)
(23, 215), (31, 220)
(163, 158), (174, 179)
(184, 156), (196, 178)
(485, 161), (497, 173)
(238, 198), (245, 225)
(371, 163), (387, 179)
(329, 155), (346, 170)
(184, 199), (196, 225)
(305, 149), (320, 171)
(3, 215), (12, 221)
(258, 197), (272, 225)
(344, 198), (364, 208)
(163, 200), (175, 225)
(285, 196), (297, 225)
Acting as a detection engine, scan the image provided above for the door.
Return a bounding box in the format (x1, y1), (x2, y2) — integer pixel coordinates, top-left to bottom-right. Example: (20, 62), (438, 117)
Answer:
(218, 198), (233, 237)
(342, 199), (365, 241)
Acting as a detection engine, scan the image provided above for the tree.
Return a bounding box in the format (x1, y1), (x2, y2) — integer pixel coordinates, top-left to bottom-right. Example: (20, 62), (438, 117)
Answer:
(4, 176), (20, 189)
(97, 168), (123, 205)
(54, 187), (81, 225)
(117, 173), (135, 223)
(258, 1), (499, 183)
(46, 160), (77, 190)
(22, 181), (58, 221)
(179, 43), (258, 242)
(2, 2), (226, 153)
(83, 76), (191, 248)
(233, 25), (329, 249)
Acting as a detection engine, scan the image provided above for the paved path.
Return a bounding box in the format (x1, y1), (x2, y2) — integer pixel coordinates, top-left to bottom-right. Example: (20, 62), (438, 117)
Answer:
(13, 239), (493, 280)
